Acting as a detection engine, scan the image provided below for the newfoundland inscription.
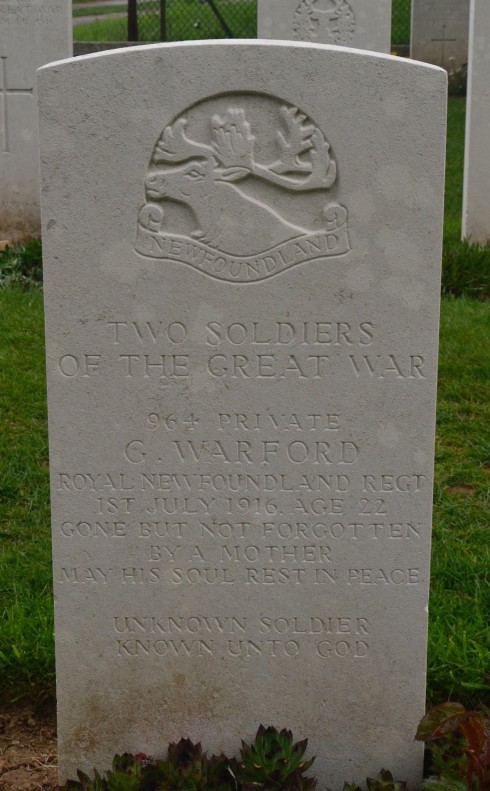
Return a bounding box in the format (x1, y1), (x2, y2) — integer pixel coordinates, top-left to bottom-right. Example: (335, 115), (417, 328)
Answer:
(39, 42), (447, 788)
(135, 94), (349, 282)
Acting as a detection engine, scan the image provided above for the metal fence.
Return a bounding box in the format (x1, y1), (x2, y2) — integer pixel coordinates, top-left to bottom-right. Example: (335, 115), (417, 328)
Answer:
(128, 0), (411, 47)
(391, 0), (411, 47)
(128, 0), (257, 42)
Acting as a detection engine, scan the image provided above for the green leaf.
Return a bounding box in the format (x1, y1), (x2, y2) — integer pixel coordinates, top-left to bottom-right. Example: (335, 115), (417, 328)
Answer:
(416, 703), (467, 741)
(421, 777), (467, 791)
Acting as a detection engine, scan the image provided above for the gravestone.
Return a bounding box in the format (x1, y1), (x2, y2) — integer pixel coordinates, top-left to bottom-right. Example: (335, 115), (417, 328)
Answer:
(0, 0), (71, 242)
(411, 0), (470, 72)
(258, 0), (392, 53)
(462, 0), (490, 242)
(38, 41), (447, 788)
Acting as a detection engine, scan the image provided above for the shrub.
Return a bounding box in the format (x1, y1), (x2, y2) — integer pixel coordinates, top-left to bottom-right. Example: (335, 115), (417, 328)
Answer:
(0, 239), (43, 288)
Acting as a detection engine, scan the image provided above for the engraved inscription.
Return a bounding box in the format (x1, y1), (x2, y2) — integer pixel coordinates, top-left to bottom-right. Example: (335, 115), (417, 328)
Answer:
(0, 3), (64, 26)
(293, 0), (356, 45)
(135, 93), (350, 282)
(53, 311), (429, 666)
(0, 56), (33, 153)
(54, 319), (427, 385)
(112, 614), (371, 660)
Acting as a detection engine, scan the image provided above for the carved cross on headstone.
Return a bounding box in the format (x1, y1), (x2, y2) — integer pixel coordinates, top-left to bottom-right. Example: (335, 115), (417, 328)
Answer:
(0, 56), (33, 153)
(431, 25), (457, 67)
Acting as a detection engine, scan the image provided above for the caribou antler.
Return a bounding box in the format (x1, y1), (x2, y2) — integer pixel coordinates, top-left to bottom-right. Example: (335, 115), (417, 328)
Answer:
(151, 105), (336, 192)
(253, 105), (337, 191)
(211, 109), (255, 171)
(152, 117), (213, 164)
(273, 106), (315, 174)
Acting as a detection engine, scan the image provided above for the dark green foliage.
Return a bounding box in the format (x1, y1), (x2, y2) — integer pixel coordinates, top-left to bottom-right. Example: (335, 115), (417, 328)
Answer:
(416, 703), (490, 791)
(60, 727), (318, 791)
(143, 738), (234, 790)
(236, 726), (316, 790)
(332, 770), (408, 791)
(60, 753), (144, 790)
(447, 65), (467, 98)
(59, 740), (234, 791)
(366, 771), (408, 791)
(441, 240), (490, 300)
(0, 239), (43, 288)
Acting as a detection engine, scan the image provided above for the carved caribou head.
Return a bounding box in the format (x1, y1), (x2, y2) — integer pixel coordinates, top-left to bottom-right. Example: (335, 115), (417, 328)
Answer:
(145, 105), (336, 202)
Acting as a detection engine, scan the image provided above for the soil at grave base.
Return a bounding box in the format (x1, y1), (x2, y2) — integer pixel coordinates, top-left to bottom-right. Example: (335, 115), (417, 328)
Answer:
(0, 702), (58, 791)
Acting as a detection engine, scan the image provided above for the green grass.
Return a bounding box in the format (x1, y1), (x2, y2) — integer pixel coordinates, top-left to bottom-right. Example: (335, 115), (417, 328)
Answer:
(74, 15), (128, 40)
(0, 289), (54, 702)
(429, 297), (490, 705)
(73, 4), (127, 18)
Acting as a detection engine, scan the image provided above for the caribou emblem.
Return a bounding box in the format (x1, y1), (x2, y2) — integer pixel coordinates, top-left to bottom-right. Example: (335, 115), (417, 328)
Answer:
(135, 94), (350, 283)
(293, 0), (356, 45)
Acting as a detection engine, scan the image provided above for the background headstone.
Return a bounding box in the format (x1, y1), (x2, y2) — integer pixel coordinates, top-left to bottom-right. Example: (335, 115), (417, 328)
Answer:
(258, 0), (392, 53)
(462, 0), (490, 242)
(39, 41), (446, 788)
(0, 0), (71, 242)
(411, 0), (470, 72)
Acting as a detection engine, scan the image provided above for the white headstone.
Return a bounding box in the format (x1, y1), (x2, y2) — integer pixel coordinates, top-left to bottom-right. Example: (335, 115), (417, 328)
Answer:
(411, 0), (470, 72)
(258, 0), (392, 53)
(462, 0), (490, 242)
(39, 41), (447, 789)
(0, 0), (71, 242)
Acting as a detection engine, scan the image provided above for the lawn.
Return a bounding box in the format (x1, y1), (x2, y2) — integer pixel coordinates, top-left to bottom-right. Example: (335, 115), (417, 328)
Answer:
(73, 4), (127, 18)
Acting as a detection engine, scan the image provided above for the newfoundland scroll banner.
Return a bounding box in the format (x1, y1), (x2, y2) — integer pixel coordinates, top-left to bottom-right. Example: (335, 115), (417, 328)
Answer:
(135, 227), (349, 282)
(39, 42), (446, 788)
(135, 95), (349, 282)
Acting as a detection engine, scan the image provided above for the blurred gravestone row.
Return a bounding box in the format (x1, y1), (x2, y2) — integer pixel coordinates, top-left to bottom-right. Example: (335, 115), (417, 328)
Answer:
(126, 0), (411, 48)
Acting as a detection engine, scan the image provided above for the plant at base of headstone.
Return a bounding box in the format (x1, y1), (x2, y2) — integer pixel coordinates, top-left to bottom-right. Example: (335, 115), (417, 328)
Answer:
(142, 738), (234, 790)
(58, 740), (235, 791)
(447, 64), (467, 98)
(61, 752), (145, 790)
(0, 240), (42, 288)
(332, 769), (408, 791)
(235, 725), (316, 790)
(64, 713), (490, 791)
(415, 702), (490, 791)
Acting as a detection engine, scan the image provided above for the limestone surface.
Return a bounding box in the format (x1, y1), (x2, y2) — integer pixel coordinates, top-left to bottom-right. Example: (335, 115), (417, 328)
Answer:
(411, 0), (470, 71)
(0, 0), (72, 241)
(38, 40), (447, 789)
(462, 0), (490, 242)
(258, 0), (392, 53)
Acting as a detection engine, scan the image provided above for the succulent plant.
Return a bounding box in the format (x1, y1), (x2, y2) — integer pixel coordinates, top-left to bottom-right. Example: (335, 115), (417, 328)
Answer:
(366, 770), (408, 791)
(60, 752), (145, 791)
(235, 725), (316, 790)
(140, 738), (235, 791)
